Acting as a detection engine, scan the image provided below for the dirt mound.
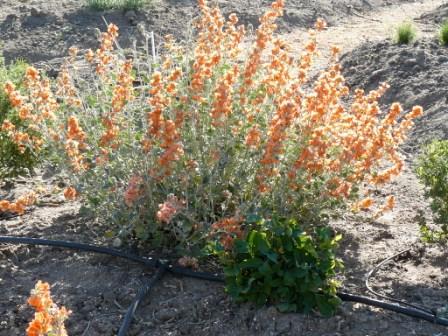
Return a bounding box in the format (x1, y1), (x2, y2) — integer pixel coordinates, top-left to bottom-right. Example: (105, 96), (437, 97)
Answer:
(418, 3), (448, 24)
(341, 38), (448, 152)
(0, 0), (416, 64)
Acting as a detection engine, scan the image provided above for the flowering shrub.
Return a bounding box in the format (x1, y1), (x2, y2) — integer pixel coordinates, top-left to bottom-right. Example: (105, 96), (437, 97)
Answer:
(212, 216), (342, 315)
(416, 140), (448, 242)
(0, 55), (40, 178)
(26, 281), (70, 336)
(2, 0), (423, 254)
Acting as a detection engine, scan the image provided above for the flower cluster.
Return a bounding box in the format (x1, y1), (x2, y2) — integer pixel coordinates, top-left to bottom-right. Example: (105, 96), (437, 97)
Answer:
(87, 24), (120, 75)
(100, 59), (134, 152)
(26, 281), (70, 336)
(210, 216), (244, 250)
(156, 194), (185, 223)
(123, 175), (144, 207)
(0, 191), (36, 215)
(65, 116), (89, 172)
(2, 68), (58, 153)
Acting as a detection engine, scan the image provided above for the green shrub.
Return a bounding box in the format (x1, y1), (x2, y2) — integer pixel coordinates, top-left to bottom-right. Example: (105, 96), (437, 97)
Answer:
(439, 21), (448, 46)
(212, 216), (343, 315)
(416, 140), (448, 242)
(87, 0), (148, 10)
(0, 55), (39, 178)
(395, 22), (417, 44)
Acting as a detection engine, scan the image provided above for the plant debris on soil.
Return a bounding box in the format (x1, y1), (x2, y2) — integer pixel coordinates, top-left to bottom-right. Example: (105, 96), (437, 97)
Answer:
(1, 0), (448, 335)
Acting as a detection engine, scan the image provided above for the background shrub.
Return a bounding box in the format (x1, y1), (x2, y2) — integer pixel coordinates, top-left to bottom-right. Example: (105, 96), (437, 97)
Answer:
(416, 140), (448, 242)
(395, 22), (417, 44)
(87, 0), (148, 10)
(212, 216), (342, 315)
(0, 55), (39, 178)
(439, 21), (448, 46)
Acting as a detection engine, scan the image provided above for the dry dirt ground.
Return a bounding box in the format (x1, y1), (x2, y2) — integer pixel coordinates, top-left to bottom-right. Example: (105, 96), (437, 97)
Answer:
(1, 0), (448, 335)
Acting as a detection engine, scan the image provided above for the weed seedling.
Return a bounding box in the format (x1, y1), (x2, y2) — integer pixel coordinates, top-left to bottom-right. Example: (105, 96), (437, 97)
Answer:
(87, 0), (147, 10)
(395, 21), (417, 44)
(439, 21), (448, 46)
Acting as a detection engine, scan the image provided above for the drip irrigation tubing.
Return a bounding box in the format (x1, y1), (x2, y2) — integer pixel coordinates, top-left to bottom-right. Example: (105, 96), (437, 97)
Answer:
(117, 265), (167, 336)
(1, 235), (447, 336)
(365, 247), (436, 315)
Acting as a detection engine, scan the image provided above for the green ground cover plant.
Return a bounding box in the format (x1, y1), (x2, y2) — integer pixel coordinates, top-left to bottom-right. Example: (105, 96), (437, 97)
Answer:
(211, 216), (342, 315)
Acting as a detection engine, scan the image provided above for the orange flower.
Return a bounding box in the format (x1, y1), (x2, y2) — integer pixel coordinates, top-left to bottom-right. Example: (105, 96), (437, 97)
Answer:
(123, 175), (144, 207)
(314, 18), (327, 31)
(26, 312), (51, 336)
(374, 195), (395, 218)
(85, 49), (95, 63)
(383, 195), (395, 211)
(406, 105), (423, 119)
(330, 45), (341, 57)
(27, 281), (70, 336)
(1, 119), (15, 132)
(210, 216), (244, 250)
(63, 187), (77, 200)
(107, 23), (119, 37)
(245, 126), (261, 148)
(67, 116), (85, 141)
(0, 192), (36, 215)
(156, 194), (185, 223)
(354, 197), (374, 210)
(4, 81), (15, 94)
(68, 46), (79, 58)
(0, 200), (11, 212)
(25, 66), (40, 82)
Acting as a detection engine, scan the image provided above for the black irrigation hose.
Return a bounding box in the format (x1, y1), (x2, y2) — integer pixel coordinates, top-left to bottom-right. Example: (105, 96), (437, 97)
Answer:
(1, 235), (448, 336)
(0, 236), (158, 268)
(365, 248), (435, 315)
(0, 236), (224, 282)
(118, 265), (167, 336)
(337, 292), (448, 326)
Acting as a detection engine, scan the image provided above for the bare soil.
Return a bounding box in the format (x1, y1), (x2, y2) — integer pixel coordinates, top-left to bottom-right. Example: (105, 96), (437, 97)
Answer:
(0, 0), (424, 65)
(1, 0), (448, 335)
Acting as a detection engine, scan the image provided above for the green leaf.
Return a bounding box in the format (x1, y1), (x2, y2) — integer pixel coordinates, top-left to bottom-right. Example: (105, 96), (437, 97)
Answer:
(234, 239), (249, 254)
(240, 258), (263, 269)
(224, 265), (241, 277)
(259, 261), (272, 275)
(316, 294), (337, 317)
(246, 213), (262, 224)
(277, 302), (294, 313)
